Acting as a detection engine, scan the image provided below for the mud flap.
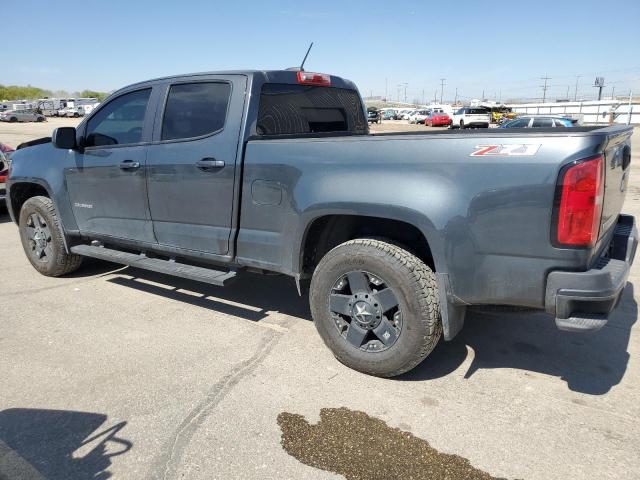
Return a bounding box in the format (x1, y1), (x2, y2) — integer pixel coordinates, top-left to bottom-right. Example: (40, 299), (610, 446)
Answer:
(436, 273), (467, 340)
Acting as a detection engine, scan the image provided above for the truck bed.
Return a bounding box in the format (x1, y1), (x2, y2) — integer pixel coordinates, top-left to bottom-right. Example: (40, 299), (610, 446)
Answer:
(239, 124), (633, 311)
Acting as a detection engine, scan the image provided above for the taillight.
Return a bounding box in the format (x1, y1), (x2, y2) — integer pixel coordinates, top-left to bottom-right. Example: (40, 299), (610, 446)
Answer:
(555, 155), (604, 247)
(296, 71), (331, 86)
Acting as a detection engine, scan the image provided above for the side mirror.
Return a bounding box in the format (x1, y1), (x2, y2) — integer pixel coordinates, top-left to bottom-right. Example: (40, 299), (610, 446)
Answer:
(52, 127), (77, 150)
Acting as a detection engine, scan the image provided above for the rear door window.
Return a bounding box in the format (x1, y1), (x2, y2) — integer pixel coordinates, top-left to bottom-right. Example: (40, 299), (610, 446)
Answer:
(161, 82), (231, 141)
(257, 84), (367, 135)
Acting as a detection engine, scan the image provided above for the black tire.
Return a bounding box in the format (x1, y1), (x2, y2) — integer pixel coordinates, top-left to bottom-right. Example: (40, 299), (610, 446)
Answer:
(310, 239), (442, 377)
(19, 196), (82, 277)
(459, 120), (465, 129)
(9, 117), (17, 123)
(73, 113), (79, 118)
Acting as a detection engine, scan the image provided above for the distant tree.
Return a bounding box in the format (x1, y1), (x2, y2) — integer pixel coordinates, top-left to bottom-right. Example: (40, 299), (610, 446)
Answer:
(78, 89), (109, 101)
(0, 84), (51, 101)
(0, 84), (108, 102)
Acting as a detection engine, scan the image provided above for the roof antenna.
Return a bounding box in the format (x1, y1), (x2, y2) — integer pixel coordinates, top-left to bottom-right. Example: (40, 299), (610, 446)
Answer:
(299, 42), (314, 71)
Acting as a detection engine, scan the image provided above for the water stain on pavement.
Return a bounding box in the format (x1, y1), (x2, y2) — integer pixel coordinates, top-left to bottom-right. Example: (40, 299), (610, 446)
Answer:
(277, 407), (510, 480)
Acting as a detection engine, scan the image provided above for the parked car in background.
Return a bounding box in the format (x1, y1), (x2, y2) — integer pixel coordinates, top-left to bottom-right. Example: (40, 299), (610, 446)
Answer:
(489, 106), (516, 124)
(367, 107), (381, 124)
(450, 107), (491, 129)
(500, 116), (578, 128)
(0, 110), (46, 123)
(382, 109), (397, 120)
(398, 109), (415, 120)
(425, 109), (451, 127)
(408, 109), (429, 124)
(57, 107), (85, 118)
(0, 142), (14, 154)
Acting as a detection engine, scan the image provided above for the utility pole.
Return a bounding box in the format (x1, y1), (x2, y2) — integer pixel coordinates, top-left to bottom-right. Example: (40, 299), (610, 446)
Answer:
(403, 83), (408, 103)
(481, 89), (485, 101)
(385, 77), (388, 102)
(422, 89), (425, 105)
(439, 78), (446, 104)
(594, 77), (605, 101)
(540, 75), (551, 103)
(574, 75), (581, 101)
(565, 85), (570, 100)
(611, 86), (616, 100)
(498, 89), (502, 103)
(454, 88), (458, 105)
(397, 84), (401, 102)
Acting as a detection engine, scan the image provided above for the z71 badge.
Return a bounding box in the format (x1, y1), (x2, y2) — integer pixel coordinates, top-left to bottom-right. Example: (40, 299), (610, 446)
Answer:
(470, 144), (541, 157)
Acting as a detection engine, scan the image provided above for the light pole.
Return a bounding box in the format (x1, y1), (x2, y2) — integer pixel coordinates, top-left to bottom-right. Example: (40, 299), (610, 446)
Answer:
(439, 78), (446, 104)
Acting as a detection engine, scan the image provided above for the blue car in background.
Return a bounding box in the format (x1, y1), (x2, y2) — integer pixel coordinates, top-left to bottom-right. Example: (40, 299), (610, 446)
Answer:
(500, 116), (578, 128)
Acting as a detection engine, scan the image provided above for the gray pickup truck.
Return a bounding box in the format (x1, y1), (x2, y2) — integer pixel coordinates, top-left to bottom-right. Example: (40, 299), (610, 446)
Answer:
(6, 69), (637, 377)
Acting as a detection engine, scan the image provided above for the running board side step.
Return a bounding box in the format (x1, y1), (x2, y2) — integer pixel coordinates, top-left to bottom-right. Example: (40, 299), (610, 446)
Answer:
(70, 244), (237, 286)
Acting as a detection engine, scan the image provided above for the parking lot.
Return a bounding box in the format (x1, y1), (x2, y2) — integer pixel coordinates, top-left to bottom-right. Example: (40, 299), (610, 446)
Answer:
(1, 121), (639, 479)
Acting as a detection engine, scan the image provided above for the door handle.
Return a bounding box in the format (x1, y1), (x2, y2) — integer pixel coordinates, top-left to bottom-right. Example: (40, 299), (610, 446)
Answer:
(196, 158), (225, 170)
(119, 160), (140, 170)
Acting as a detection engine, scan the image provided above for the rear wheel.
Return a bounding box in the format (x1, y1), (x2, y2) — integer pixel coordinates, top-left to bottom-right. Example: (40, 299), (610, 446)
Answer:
(9, 117), (17, 123)
(459, 120), (465, 129)
(19, 196), (82, 277)
(310, 239), (442, 377)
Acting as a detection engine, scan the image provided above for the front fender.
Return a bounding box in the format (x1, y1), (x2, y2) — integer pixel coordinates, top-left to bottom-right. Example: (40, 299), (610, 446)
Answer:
(7, 142), (79, 233)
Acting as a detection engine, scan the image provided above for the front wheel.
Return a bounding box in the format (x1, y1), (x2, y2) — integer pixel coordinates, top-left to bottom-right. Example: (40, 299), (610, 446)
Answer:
(19, 196), (83, 277)
(310, 239), (442, 377)
(459, 120), (465, 129)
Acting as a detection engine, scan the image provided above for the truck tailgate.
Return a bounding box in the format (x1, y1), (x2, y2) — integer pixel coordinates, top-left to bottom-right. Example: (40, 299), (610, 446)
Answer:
(601, 129), (633, 238)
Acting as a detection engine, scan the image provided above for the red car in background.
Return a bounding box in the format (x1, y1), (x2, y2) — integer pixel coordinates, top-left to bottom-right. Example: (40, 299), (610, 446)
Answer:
(0, 143), (14, 207)
(425, 109), (451, 127)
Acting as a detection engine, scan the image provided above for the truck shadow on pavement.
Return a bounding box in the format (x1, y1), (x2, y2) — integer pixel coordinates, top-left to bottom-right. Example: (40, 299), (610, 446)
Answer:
(102, 263), (635, 396)
(402, 283), (637, 395)
(107, 266), (312, 322)
(0, 408), (132, 480)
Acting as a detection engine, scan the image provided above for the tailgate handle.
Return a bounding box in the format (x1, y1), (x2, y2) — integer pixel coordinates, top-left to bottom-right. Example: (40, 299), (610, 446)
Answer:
(196, 158), (225, 170)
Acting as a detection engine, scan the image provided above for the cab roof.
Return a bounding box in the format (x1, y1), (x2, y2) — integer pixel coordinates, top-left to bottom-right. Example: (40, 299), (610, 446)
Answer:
(114, 69), (359, 96)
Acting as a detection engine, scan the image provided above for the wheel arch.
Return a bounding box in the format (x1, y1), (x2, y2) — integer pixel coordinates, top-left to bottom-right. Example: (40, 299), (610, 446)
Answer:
(7, 179), (72, 254)
(297, 212), (442, 278)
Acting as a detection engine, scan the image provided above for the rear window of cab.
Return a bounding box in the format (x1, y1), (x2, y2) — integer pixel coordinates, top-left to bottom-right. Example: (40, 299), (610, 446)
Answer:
(256, 84), (367, 136)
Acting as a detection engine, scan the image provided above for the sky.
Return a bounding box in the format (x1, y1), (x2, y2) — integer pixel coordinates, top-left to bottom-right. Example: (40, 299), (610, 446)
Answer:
(3, 0), (640, 102)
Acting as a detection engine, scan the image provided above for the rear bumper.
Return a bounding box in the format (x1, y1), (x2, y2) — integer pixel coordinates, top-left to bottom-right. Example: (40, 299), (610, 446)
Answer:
(545, 214), (638, 332)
